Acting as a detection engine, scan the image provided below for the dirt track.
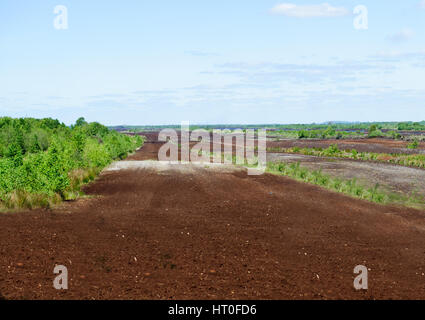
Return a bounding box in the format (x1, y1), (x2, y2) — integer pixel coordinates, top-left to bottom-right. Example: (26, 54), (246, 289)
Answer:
(1, 139), (425, 300)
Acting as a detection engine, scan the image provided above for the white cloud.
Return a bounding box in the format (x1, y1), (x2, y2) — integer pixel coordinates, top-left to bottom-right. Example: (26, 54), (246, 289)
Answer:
(421, 0), (425, 8)
(270, 3), (349, 18)
(387, 28), (414, 42)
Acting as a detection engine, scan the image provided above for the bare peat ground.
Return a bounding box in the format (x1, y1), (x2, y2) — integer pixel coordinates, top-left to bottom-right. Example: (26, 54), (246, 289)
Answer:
(269, 138), (425, 155)
(1, 138), (425, 300)
(268, 153), (425, 199)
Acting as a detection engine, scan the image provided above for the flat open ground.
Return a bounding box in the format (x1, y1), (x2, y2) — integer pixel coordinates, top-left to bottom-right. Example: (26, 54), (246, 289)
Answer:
(0, 134), (425, 300)
(268, 153), (425, 199)
(268, 138), (425, 155)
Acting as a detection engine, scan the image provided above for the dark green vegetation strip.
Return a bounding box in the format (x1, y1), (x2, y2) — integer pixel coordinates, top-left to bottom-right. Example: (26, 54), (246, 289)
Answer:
(0, 117), (143, 210)
(269, 124), (424, 140)
(110, 120), (425, 131)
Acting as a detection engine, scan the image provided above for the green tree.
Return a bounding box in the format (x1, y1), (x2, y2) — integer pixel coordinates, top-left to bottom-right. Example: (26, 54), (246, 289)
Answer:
(75, 117), (87, 127)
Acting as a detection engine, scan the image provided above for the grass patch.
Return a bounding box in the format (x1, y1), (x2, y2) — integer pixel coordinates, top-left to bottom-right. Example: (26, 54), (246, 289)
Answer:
(267, 161), (424, 209)
(0, 191), (62, 211)
(268, 144), (425, 169)
(407, 139), (419, 150)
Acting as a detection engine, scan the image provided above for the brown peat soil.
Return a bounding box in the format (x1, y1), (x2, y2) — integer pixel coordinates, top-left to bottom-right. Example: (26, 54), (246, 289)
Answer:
(0, 133), (424, 300)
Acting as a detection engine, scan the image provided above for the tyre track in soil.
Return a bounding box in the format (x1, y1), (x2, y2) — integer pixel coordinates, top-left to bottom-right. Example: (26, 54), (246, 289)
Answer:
(0, 140), (425, 300)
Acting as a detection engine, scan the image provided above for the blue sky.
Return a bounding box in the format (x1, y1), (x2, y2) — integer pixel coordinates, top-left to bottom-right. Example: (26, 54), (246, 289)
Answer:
(1, 0), (425, 125)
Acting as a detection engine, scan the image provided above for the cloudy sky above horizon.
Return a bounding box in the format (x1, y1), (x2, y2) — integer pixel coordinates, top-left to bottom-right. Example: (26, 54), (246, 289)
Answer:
(1, 0), (425, 125)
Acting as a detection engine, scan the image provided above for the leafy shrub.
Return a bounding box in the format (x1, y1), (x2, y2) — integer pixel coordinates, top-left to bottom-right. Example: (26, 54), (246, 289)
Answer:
(0, 117), (143, 210)
(322, 144), (340, 157)
(389, 131), (402, 140)
(407, 139), (419, 150)
(368, 129), (384, 138)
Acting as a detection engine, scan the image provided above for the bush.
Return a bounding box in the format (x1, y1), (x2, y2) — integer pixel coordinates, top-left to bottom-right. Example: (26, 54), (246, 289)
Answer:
(322, 144), (340, 157)
(368, 129), (384, 138)
(407, 139), (419, 150)
(0, 117), (143, 210)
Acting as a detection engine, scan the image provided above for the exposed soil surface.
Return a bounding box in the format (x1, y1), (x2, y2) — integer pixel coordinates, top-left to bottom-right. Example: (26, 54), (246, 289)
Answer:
(268, 153), (425, 199)
(1, 136), (425, 300)
(269, 138), (425, 155)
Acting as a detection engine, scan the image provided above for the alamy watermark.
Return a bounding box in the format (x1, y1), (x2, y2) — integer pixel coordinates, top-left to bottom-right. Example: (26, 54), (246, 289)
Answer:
(53, 265), (68, 290)
(158, 122), (267, 176)
(53, 5), (68, 30)
(51, 4), (368, 31)
(354, 265), (368, 290)
(353, 5), (368, 30)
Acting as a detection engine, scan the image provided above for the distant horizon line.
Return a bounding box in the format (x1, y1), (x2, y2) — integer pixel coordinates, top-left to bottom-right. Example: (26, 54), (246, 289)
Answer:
(107, 120), (425, 128)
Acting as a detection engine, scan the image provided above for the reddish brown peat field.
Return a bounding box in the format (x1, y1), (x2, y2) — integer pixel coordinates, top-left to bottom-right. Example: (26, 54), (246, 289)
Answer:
(269, 138), (425, 155)
(0, 134), (425, 300)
